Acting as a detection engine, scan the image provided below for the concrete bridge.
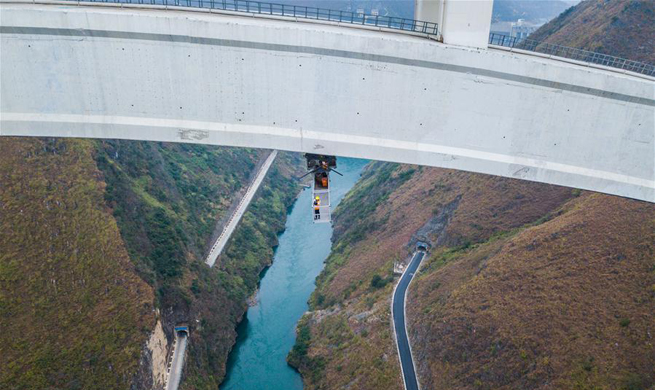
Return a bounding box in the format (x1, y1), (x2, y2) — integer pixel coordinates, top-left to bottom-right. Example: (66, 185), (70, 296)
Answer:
(1, 0), (653, 202)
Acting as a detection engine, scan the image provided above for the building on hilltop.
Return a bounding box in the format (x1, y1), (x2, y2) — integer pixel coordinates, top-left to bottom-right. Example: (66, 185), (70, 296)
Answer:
(510, 19), (542, 39)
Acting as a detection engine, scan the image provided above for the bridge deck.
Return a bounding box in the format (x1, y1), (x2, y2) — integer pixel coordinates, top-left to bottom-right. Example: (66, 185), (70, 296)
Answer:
(6, 0), (652, 78)
(1, 1), (653, 202)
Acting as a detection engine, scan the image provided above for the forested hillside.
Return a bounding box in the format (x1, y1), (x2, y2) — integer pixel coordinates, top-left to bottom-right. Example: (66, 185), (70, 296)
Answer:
(289, 1), (655, 389)
(93, 141), (301, 389)
(0, 138), (155, 389)
(0, 137), (301, 390)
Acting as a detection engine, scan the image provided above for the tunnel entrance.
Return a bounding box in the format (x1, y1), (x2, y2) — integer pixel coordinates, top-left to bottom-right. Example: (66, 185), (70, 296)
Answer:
(416, 241), (430, 253)
(174, 324), (189, 336)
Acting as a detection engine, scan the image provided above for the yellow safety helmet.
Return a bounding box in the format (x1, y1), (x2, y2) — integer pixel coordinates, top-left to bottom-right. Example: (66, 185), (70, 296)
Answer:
(315, 196), (320, 200)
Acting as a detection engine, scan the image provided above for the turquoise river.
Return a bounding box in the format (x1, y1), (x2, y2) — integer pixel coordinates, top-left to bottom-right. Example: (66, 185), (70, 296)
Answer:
(221, 157), (367, 390)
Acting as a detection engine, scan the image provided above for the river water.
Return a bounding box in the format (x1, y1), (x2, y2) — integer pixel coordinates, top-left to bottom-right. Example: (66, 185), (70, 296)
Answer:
(220, 157), (367, 390)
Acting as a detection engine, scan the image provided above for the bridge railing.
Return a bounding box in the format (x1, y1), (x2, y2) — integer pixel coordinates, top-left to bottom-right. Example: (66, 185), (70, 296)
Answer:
(72, 0), (439, 36)
(489, 33), (655, 76)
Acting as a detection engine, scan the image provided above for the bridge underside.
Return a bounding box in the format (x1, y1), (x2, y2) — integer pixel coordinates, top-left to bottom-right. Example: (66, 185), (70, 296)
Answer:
(1, 2), (653, 202)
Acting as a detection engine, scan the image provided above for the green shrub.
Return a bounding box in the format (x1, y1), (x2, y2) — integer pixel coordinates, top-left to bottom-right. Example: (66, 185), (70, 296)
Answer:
(621, 373), (646, 390)
(370, 274), (388, 289)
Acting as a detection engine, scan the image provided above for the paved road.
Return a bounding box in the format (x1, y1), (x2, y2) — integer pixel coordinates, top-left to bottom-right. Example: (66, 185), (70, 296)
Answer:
(166, 331), (188, 390)
(205, 150), (277, 267)
(392, 250), (425, 390)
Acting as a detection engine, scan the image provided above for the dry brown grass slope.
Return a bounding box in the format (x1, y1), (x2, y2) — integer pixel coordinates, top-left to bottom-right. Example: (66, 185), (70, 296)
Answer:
(294, 164), (654, 390)
(317, 167), (573, 307)
(291, 165), (575, 390)
(410, 193), (655, 390)
(528, 0), (655, 64)
(0, 138), (155, 390)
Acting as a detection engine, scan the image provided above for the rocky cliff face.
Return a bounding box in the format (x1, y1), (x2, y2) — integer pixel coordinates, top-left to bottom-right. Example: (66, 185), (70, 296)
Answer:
(144, 320), (168, 390)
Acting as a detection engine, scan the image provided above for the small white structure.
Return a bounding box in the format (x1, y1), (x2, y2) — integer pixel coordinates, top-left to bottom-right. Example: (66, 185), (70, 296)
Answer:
(510, 19), (540, 39)
(393, 261), (406, 275)
(415, 0), (494, 48)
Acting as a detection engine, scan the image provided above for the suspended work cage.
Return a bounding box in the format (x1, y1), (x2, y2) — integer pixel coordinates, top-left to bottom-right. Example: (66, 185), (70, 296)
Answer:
(303, 154), (340, 224)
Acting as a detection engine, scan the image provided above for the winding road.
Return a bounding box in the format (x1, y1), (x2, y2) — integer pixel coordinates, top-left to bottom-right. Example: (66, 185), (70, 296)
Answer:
(165, 331), (188, 390)
(392, 250), (426, 390)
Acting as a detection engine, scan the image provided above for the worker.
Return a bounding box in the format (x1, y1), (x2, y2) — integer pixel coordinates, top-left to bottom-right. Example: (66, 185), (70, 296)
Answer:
(313, 196), (321, 220)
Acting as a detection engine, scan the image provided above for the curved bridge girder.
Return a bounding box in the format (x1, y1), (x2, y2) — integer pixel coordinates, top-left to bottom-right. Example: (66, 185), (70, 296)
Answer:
(1, 2), (653, 202)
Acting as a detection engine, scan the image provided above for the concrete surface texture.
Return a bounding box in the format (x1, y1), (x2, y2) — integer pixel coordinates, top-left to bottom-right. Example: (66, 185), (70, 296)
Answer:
(165, 331), (187, 390)
(205, 150), (277, 267)
(1, 2), (653, 202)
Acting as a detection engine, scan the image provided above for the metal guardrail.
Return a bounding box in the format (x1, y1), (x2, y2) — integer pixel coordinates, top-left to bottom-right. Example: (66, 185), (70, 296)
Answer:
(42, 1), (655, 75)
(64, 0), (439, 36)
(489, 32), (655, 76)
